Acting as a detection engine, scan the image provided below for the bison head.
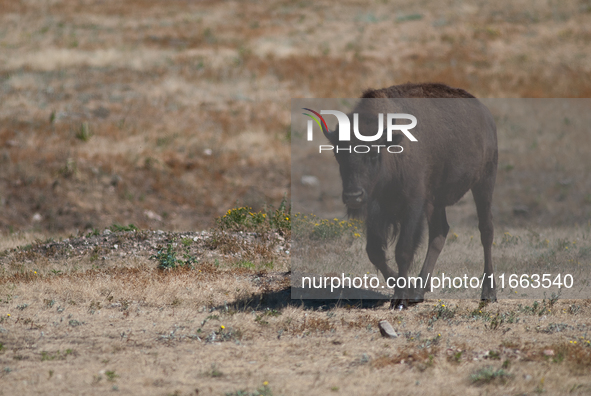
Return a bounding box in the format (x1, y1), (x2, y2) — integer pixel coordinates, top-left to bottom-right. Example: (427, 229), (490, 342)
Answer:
(323, 110), (404, 218)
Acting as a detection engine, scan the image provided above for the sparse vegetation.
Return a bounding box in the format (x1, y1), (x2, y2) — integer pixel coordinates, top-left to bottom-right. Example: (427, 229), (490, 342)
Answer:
(109, 224), (139, 233)
(206, 364), (224, 378)
(40, 349), (74, 362)
(517, 294), (559, 317)
(75, 122), (93, 142)
(449, 351), (463, 363)
(501, 232), (521, 246)
(215, 199), (291, 237)
(105, 370), (119, 382)
(226, 383), (273, 396)
(151, 241), (198, 270)
(292, 214), (364, 241)
(217, 207), (269, 232)
(431, 300), (456, 321)
(470, 366), (512, 385)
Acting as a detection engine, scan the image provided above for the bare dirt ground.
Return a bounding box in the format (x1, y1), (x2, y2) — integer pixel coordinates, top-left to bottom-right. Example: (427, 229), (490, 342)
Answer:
(2, 0), (591, 395)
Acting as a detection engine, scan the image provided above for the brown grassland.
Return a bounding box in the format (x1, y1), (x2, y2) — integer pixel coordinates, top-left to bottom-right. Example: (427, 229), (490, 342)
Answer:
(1, 0), (591, 395)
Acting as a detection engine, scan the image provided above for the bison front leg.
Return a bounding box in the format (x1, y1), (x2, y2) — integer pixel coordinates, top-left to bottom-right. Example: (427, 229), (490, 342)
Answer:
(366, 202), (398, 284)
(391, 202), (425, 309)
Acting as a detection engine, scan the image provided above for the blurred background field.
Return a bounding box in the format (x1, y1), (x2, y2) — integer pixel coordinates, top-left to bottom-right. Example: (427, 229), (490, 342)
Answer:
(1, 0), (591, 235)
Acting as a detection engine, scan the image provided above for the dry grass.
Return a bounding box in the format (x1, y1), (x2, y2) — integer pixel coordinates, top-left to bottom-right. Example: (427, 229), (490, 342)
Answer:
(2, 247), (591, 395)
(0, 227), (591, 394)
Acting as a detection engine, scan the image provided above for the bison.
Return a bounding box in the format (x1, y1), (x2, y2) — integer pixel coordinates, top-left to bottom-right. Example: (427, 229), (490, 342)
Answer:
(322, 83), (498, 308)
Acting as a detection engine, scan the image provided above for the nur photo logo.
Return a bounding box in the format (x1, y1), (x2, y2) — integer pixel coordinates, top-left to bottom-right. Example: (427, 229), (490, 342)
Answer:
(302, 107), (418, 153)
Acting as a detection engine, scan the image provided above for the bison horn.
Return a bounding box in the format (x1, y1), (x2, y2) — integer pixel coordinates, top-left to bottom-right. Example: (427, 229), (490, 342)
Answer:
(323, 125), (336, 141)
(302, 107), (336, 142)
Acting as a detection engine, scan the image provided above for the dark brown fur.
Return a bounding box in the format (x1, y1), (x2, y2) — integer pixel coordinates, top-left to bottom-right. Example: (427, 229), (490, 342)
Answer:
(324, 83), (498, 306)
(361, 82), (476, 99)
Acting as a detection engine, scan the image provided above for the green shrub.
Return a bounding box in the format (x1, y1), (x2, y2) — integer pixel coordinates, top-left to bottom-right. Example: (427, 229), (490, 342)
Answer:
(291, 213), (363, 241)
(109, 224), (138, 232)
(215, 198), (291, 235)
(151, 242), (198, 270)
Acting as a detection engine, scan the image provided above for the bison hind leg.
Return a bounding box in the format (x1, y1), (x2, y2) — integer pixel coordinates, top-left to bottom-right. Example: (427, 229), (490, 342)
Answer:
(472, 166), (497, 302)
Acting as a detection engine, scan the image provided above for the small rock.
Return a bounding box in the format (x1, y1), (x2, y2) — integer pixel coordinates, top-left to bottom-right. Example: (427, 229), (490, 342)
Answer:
(378, 320), (398, 338)
(103, 229), (112, 235)
(543, 349), (554, 356)
(144, 210), (163, 221)
(32, 213), (42, 222)
(301, 175), (319, 186)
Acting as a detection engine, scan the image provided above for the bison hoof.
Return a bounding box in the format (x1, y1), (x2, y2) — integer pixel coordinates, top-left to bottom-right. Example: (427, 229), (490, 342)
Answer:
(480, 291), (497, 302)
(389, 299), (409, 310)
